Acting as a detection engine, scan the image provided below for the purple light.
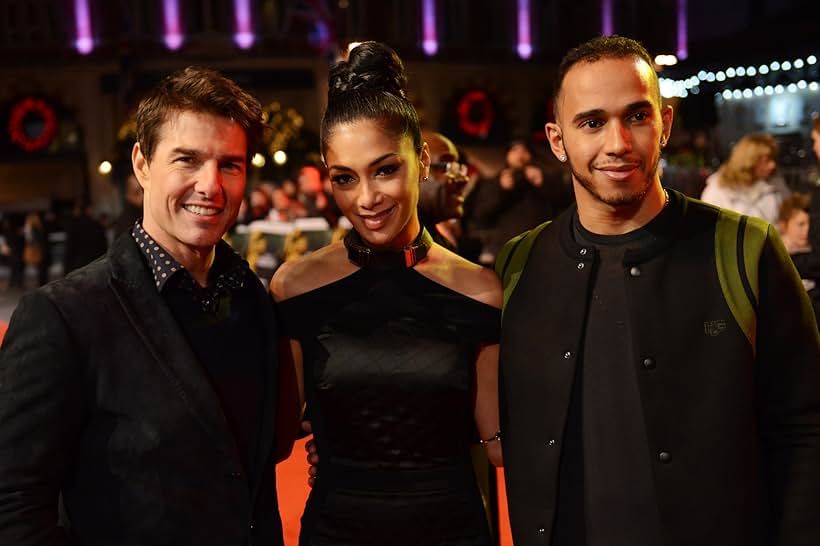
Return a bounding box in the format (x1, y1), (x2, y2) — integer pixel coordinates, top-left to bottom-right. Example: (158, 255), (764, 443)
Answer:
(601, 0), (613, 36)
(163, 0), (183, 50)
(74, 0), (93, 54)
(676, 0), (688, 60)
(516, 0), (532, 59)
(233, 0), (255, 49)
(421, 0), (438, 56)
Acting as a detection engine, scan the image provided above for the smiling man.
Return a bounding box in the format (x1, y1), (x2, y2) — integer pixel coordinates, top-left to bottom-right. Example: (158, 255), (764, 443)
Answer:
(0, 67), (296, 546)
(496, 36), (820, 546)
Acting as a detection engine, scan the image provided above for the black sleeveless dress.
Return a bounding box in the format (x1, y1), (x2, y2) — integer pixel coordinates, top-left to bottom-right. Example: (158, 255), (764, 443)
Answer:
(278, 267), (500, 546)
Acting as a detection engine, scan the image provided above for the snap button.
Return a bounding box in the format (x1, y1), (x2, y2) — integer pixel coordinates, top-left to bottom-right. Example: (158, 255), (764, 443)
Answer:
(563, 351), (572, 359)
(629, 266), (641, 277)
(577, 262), (585, 270)
(548, 439), (556, 446)
(642, 357), (656, 369)
(579, 248), (588, 256)
(659, 451), (671, 463)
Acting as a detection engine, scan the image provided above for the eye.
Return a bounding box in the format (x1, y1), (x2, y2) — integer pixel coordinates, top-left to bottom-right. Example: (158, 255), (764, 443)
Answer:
(174, 155), (196, 164)
(221, 162), (244, 173)
(375, 163), (400, 177)
(580, 119), (604, 130)
(629, 111), (650, 123)
(331, 173), (356, 186)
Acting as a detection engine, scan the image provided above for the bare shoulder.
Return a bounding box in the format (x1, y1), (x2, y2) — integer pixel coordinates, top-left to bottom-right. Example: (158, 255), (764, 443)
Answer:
(416, 245), (502, 309)
(269, 242), (356, 302)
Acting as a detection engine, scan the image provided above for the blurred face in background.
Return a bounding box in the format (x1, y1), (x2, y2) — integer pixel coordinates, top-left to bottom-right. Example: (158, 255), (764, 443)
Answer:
(812, 129), (820, 162)
(422, 132), (468, 222)
(780, 209), (810, 250)
(506, 143), (532, 169)
(754, 152), (777, 179)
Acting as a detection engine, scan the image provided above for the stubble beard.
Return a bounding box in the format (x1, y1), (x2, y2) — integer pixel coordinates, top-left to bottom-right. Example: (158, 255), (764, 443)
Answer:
(567, 150), (660, 208)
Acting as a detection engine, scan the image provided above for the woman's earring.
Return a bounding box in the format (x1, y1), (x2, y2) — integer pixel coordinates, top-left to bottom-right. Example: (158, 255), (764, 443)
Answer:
(558, 154), (567, 162)
(422, 176), (429, 182)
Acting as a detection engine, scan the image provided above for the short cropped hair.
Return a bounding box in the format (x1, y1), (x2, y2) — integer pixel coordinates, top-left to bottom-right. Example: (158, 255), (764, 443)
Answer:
(135, 66), (264, 162)
(553, 35), (659, 118)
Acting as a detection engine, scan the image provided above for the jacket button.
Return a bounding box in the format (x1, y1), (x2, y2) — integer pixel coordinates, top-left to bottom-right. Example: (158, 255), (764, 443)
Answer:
(548, 439), (556, 447)
(537, 527), (546, 535)
(579, 248), (588, 256)
(629, 266), (641, 277)
(230, 471), (242, 479)
(642, 357), (656, 369)
(659, 451), (671, 463)
(577, 262), (585, 270)
(563, 351), (572, 359)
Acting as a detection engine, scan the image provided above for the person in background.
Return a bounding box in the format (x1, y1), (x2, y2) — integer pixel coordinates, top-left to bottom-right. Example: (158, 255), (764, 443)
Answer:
(0, 66), (296, 546)
(418, 130), (469, 251)
(62, 200), (109, 274)
(271, 41), (502, 546)
(700, 133), (788, 224)
(113, 174), (145, 236)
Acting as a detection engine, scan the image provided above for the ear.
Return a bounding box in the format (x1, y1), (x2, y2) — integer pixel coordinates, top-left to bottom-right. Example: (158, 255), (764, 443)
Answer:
(545, 122), (566, 162)
(131, 143), (151, 192)
(660, 104), (674, 146)
(419, 142), (431, 180)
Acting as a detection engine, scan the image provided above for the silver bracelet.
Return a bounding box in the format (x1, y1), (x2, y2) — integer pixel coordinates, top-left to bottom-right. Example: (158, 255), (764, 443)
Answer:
(479, 430), (502, 445)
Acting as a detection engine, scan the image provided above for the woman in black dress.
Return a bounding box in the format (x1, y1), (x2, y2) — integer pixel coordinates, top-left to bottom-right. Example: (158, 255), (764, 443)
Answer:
(271, 42), (503, 546)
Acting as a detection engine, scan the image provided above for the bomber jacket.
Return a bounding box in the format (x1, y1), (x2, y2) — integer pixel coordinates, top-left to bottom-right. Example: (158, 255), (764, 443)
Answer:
(498, 190), (820, 546)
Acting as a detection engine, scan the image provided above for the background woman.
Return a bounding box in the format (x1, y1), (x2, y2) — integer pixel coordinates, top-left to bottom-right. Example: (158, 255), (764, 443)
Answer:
(271, 41), (502, 546)
(699, 133), (788, 223)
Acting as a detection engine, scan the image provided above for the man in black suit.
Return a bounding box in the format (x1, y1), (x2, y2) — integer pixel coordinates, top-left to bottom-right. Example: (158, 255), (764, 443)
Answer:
(0, 66), (297, 546)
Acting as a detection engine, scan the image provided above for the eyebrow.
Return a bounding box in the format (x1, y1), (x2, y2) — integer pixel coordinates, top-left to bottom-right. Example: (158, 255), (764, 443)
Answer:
(571, 100), (654, 124)
(170, 147), (246, 164)
(328, 152), (400, 171)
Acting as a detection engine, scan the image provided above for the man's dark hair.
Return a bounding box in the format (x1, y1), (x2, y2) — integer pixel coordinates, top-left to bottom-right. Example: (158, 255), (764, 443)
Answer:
(553, 35), (658, 117)
(135, 66), (264, 162)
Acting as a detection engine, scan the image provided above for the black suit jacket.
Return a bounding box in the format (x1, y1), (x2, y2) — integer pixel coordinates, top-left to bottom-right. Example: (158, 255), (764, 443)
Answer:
(0, 234), (286, 546)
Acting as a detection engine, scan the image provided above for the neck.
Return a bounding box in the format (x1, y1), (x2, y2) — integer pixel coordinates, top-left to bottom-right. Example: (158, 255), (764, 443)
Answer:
(575, 180), (667, 236)
(141, 220), (216, 287)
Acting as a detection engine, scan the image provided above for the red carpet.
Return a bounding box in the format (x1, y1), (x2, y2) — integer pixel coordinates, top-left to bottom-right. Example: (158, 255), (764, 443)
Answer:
(276, 438), (513, 546)
(0, 323), (512, 545)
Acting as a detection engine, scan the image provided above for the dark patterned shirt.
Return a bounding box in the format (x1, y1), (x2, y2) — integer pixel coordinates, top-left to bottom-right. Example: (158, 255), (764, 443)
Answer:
(130, 222), (249, 313)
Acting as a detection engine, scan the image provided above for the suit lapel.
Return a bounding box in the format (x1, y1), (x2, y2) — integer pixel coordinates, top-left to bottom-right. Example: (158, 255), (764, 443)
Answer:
(106, 234), (241, 463)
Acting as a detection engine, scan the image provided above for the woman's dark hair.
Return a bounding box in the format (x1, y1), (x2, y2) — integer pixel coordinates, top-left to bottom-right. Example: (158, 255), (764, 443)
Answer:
(321, 41), (422, 154)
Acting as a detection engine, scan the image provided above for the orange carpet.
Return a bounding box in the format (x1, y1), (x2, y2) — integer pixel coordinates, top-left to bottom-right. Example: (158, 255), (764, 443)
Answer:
(0, 323), (512, 545)
(276, 438), (513, 546)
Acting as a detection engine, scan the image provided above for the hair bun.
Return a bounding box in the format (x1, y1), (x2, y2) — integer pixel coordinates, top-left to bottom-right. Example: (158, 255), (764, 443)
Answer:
(329, 41), (408, 100)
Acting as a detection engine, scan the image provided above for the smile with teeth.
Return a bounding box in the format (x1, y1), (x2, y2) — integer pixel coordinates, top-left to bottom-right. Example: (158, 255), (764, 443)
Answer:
(183, 204), (221, 216)
(360, 206), (395, 229)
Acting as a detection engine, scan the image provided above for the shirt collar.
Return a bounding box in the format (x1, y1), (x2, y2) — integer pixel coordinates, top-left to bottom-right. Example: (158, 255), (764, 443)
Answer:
(130, 221), (250, 310)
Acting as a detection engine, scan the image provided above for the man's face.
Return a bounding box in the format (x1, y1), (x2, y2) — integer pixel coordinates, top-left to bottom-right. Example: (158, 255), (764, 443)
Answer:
(132, 110), (247, 259)
(812, 130), (820, 162)
(546, 56), (672, 208)
(423, 134), (467, 221)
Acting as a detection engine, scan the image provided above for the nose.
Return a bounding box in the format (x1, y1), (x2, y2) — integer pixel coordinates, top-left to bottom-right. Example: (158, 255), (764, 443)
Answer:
(603, 119), (632, 156)
(194, 160), (222, 198)
(357, 179), (383, 210)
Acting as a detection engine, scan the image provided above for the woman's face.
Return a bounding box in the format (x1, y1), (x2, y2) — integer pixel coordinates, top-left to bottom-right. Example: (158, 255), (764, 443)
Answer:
(754, 153), (777, 179)
(781, 209), (810, 250)
(324, 120), (429, 249)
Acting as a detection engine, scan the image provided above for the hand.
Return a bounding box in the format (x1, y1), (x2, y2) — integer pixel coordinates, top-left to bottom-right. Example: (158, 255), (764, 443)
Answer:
(302, 421), (319, 487)
(499, 168), (515, 190)
(524, 165), (544, 187)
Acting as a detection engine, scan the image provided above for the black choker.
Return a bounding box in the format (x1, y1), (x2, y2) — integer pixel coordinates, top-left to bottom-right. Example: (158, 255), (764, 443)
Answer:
(344, 227), (433, 270)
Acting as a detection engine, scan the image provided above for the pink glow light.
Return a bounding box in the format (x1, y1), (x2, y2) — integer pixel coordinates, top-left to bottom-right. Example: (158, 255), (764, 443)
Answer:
(163, 0), (183, 50)
(601, 0), (613, 36)
(516, 0), (532, 59)
(677, 0), (688, 60)
(74, 0), (93, 54)
(421, 0), (438, 56)
(233, 0), (255, 49)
